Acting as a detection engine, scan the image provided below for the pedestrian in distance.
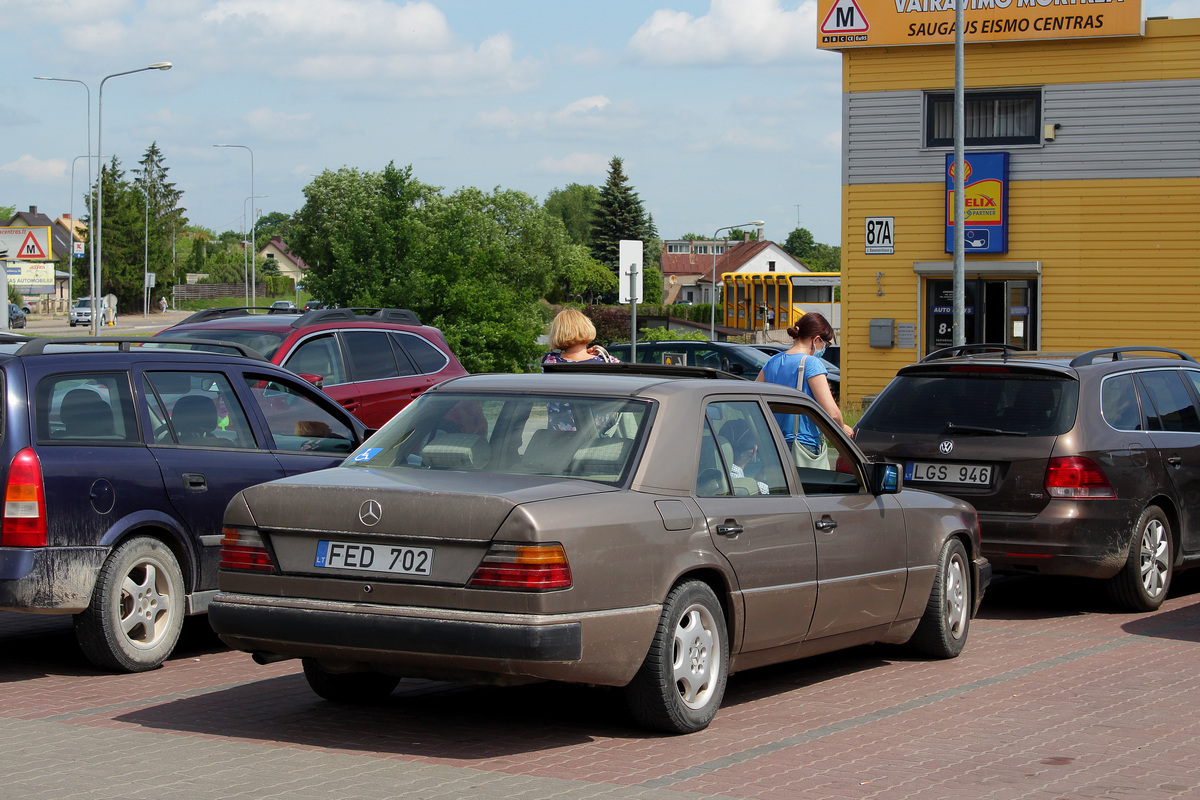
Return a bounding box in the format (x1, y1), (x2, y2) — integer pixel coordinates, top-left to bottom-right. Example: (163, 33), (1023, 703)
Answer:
(159, 296), (168, 314)
(541, 308), (619, 368)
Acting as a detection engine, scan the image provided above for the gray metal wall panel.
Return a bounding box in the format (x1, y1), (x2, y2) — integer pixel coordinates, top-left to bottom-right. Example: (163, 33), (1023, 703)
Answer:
(844, 80), (1200, 185)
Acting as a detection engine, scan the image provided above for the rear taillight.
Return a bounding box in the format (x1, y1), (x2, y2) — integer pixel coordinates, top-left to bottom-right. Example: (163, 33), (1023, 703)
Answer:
(3, 448), (47, 547)
(219, 527), (276, 572)
(1044, 456), (1116, 499)
(467, 543), (572, 590)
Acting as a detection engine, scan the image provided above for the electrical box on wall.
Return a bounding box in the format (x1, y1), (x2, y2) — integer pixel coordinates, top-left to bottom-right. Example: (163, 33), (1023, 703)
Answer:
(869, 318), (895, 348)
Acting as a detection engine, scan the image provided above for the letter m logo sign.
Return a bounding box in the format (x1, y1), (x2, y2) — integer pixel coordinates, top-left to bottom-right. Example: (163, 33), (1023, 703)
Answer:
(821, 0), (870, 34)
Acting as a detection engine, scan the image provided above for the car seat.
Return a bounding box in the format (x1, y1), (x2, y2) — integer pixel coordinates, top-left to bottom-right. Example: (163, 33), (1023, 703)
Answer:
(60, 389), (115, 438)
(172, 395), (219, 444)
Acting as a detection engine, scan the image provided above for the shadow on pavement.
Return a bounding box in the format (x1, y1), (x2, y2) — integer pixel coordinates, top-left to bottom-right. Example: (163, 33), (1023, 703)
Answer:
(976, 568), (1200, 621)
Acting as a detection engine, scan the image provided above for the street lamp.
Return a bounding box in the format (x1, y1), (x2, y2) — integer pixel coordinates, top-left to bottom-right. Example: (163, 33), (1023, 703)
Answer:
(96, 62), (172, 331)
(214, 145), (256, 305)
(243, 195), (268, 306)
(710, 220), (765, 340)
(33, 76), (93, 325)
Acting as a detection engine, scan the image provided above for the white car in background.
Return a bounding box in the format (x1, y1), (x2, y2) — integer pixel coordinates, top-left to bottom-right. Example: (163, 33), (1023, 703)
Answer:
(68, 298), (92, 327)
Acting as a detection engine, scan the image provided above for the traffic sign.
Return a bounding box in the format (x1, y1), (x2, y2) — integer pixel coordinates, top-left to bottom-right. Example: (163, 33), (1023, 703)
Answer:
(0, 227), (53, 260)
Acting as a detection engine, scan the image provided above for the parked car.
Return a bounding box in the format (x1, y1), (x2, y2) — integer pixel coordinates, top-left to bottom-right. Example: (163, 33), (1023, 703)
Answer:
(210, 364), (988, 733)
(608, 341), (840, 401)
(854, 344), (1200, 611)
(0, 336), (368, 672)
(68, 297), (92, 327)
(303, 300), (326, 310)
(156, 307), (468, 429)
(21, 301), (37, 315)
(8, 304), (26, 329)
(269, 300), (298, 313)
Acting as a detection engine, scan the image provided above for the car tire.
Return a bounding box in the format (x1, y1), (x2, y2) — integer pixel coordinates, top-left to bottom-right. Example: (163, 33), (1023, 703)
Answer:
(1107, 505), (1172, 612)
(69, 321), (76, 327)
(908, 537), (971, 659)
(74, 537), (185, 672)
(624, 580), (728, 734)
(302, 658), (401, 703)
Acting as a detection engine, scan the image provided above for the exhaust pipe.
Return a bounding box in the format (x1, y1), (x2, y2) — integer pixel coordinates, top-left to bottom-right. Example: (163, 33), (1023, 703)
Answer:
(251, 651), (296, 665)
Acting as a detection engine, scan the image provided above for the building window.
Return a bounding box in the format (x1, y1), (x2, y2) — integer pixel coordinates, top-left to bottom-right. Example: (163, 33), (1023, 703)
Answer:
(768, 261), (776, 272)
(667, 243), (689, 254)
(714, 245), (725, 255)
(925, 89), (1041, 147)
(693, 245), (709, 255)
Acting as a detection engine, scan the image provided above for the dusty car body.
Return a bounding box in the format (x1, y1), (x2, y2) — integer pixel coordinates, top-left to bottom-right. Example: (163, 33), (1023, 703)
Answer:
(211, 368), (988, 733)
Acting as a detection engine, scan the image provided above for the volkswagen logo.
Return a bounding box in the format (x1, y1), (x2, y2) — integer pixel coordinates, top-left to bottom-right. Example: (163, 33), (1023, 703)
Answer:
(358, 499), (382, 527)
(939, 440), (954, 455)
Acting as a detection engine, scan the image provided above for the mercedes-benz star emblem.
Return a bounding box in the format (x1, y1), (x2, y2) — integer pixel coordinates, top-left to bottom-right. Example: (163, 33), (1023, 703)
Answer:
(358, 499), (382, 527)
(939, 440), (954, 455)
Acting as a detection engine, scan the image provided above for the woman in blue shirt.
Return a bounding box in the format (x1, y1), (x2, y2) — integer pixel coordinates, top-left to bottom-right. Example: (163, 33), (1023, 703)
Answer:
(756, 312), (854, 454)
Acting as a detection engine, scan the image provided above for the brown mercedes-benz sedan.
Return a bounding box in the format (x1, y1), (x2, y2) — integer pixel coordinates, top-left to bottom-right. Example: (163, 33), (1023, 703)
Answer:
(210, 366), (989, 733)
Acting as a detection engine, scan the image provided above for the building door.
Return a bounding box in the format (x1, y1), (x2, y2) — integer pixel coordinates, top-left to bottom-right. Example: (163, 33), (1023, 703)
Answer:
(926, 278), (1037, 354)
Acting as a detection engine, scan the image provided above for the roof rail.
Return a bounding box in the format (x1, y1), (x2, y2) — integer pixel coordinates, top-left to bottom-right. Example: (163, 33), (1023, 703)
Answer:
(290, 307), (422, 328)
(14, 336), (268, 361)
(541, 362), (746, 380)
(176, 306), (288, 324)
(920, 343), (1024, 363)
(1069, 346), (1197, 367)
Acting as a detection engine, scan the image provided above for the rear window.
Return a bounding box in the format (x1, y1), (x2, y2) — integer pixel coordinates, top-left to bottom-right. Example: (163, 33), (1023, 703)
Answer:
(156, 328), (285, 360)
(346, 392), (650, 485)
(859, 373), (1079, 437)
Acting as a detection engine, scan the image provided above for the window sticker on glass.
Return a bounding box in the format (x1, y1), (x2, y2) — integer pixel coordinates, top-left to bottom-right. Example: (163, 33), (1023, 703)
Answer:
(353, 448), (383, 462)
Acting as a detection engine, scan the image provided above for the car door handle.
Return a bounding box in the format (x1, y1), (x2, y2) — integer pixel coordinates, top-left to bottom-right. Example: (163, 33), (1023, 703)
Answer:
(815, 516), (838, 532)
(183, 473), (207, 492)
(1167, 456), (1183, 466)
(715, 524), (743, 537)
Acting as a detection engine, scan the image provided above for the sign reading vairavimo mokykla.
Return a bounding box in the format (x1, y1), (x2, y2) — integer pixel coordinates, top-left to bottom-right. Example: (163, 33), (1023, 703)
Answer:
(817, 0), (1144, 49)
(945, 152), (1009, 254)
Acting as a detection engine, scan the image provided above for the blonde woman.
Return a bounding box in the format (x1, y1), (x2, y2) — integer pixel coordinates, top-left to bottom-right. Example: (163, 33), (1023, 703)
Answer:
(541, 308), (618, 367)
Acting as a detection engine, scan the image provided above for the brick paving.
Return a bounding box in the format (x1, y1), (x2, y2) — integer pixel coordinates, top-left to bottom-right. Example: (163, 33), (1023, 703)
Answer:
(1, 574), (1198, 800)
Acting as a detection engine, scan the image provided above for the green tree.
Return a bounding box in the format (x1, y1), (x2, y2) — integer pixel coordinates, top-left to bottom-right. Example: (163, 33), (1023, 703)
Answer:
(783, 227), (816, 260)
(590, 157), (651, 285)
(544, 183), (599, 247)
(90, 156), (144, 310)
(135, 142), (188, 306)
(0, 205), (14, 221)
(253, 211), (291, 250)
(552, 243), (616, 304)
(783, 227), (841, 272)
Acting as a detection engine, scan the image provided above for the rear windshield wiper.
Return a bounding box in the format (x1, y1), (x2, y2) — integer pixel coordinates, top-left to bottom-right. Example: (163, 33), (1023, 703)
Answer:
(944, 422), (1028, 437)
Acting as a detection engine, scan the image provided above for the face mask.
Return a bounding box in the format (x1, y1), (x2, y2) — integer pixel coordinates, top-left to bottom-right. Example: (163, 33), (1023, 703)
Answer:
(814, 342), (827, 359)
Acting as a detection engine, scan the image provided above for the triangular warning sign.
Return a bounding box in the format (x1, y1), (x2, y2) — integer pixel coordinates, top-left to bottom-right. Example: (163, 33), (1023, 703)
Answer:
(18, 231), (47, 259)
(821, 0), (870, 34)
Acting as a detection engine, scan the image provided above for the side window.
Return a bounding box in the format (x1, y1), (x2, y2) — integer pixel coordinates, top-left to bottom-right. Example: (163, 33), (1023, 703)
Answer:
(1101, 374), (1143, 431)
(284, 335), (347, 386)
(144, 371), (256, 448)
(768, 401), (863, 495)
(698, 401), (789, 496)
(392, 332), (448, 375)
(342, 330), (399, 381)
(243, 374), (356, 453)
(696, 420), (733, 497)
(37, 373), (139, 444)
(1137, 371), (1200, 433)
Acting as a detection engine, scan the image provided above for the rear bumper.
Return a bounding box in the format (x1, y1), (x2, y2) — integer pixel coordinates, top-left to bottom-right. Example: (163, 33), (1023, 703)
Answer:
(0, 546), (106, 612)
(209, 593), (660, 687)
(978, 499), (1141, 579)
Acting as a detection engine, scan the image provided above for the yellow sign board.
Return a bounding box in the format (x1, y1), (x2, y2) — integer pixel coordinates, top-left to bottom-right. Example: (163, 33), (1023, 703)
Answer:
(817, 0), (1144, 49)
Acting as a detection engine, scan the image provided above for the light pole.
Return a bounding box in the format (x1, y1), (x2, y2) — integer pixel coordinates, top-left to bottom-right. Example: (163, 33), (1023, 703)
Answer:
(710, 220), (765, 340)
(242, 195), (268, 306)
(96, 62), (172, 331)
(33, 76), (93, 324)
(214, 145), (256, 305)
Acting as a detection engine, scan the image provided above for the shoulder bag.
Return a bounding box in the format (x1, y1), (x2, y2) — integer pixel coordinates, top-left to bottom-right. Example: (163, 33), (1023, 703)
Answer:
(791, 354), (830, 468)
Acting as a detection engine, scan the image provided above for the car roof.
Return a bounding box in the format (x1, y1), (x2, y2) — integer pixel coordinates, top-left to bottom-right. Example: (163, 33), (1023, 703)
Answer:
(900, 345), (1197, 378)
(0, 337), (269, 363)
(168, 307), (426, 333)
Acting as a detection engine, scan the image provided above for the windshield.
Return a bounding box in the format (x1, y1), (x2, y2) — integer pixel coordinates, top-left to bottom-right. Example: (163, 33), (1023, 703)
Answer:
(75, 299), (90, 309)
(346, 392), (651, 485)
(859, 373), (1079, 437)
(156, 328), (286, 359)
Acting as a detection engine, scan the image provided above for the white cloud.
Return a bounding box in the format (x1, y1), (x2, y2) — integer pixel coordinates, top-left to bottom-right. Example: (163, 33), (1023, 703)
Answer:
(689, 126), (790, 153)
(553, 45), (613, 68)
(475, 95), (645, 139)
(534, 153), (609, 176)
(628, 0), (818, 65)
(1, 155), (67, 182)
(244, 107), (315, 142)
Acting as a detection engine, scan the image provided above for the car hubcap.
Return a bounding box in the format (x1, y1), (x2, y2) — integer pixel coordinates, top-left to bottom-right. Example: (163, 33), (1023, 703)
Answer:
(1139, 519), (1170, 599)
(672, 604), (719, 709)
(120, 561), (172, 650)
(945, 552), (968, 639)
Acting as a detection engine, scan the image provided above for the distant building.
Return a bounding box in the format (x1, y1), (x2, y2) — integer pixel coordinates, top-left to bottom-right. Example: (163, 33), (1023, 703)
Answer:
(257, 236), (308, 284)
(660, 232), (810, 306)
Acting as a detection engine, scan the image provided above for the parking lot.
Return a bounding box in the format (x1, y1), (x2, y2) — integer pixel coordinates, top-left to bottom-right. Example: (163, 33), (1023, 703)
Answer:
(2, 573), (1197, 800)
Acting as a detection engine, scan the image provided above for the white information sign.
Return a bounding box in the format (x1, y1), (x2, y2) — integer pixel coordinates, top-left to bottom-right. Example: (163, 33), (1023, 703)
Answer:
(619, 239), (643, 303)
(865, 217), (894, 255)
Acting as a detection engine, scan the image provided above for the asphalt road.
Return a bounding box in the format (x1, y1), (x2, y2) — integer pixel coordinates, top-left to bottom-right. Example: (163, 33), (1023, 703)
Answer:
(2, 573), (1198, 800)
(16, 307), (186, 337)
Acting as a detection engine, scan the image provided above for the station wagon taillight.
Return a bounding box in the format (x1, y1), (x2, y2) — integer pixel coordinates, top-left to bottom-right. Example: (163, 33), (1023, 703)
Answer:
(2, 448), (47, 547)
(219, 527), (276, 572)
(1044, 456), (1116, 499)
(467, 543), (572, 590)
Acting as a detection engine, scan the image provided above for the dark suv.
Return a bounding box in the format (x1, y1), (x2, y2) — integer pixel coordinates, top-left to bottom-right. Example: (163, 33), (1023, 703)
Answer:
(0, 337), (367, 671)
(158, 307), (468, 429)
(855, 344), (1200, 611)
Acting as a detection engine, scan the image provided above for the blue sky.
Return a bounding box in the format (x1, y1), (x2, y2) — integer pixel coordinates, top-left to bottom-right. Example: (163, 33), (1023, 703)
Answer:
(3, 0), (1196, 249)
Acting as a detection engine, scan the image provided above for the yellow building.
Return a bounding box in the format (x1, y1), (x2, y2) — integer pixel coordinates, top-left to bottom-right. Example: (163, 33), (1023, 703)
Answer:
(827, 12), (1200, 404)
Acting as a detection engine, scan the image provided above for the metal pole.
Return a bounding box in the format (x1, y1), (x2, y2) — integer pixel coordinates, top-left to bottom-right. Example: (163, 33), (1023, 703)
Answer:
(143, 178), (149, 316)
(953, 0), (966, 347)
(215, 145), (255, 305)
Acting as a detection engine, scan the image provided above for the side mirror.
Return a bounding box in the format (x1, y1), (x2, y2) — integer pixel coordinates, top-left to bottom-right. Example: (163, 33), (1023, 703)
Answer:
(297, 372), (325, 389)
(868, 462), (903, 495)
(726, 362), (745, 375)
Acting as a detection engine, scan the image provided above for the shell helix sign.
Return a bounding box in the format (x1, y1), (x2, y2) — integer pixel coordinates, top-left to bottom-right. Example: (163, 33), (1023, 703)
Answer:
(817, 0), (1144, 50)
(945, 152), (1009, 254)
